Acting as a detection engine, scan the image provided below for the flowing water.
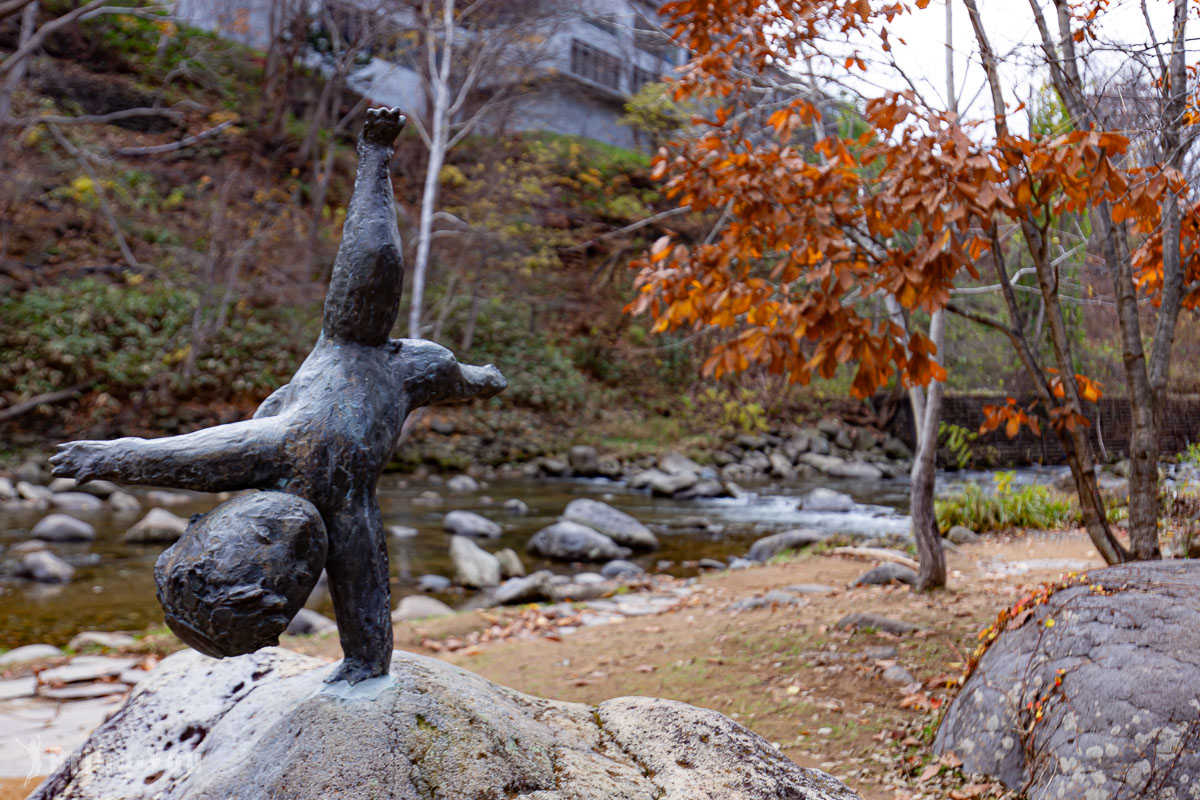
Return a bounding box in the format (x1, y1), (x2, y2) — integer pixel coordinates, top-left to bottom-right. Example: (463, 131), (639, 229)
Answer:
(0, 473), (918, 649)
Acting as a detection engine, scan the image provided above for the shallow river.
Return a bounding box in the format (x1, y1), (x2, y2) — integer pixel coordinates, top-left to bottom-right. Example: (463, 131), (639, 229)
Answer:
(0, 472), (924, 649)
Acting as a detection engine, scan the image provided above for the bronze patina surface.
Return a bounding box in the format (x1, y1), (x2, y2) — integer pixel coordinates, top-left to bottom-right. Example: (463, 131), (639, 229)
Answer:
(50, 108), (507, 684)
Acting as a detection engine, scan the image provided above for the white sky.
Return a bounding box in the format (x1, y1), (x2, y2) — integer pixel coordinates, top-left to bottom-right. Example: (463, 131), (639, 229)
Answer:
(826, 0), (1191, 134)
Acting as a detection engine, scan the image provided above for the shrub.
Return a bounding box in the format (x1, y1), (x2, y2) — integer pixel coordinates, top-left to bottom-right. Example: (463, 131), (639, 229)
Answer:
(936, 471), (1075, 532)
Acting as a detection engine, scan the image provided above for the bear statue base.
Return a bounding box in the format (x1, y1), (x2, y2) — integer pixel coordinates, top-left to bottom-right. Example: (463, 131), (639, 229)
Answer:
(30, 648), (860, 800)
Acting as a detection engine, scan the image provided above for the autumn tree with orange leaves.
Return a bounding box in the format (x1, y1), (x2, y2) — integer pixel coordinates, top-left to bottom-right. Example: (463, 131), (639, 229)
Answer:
(631, 0), (1198, 582)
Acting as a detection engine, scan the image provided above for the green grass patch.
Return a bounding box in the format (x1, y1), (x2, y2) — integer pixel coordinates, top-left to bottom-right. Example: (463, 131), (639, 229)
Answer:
(936, 471), (1076, 532)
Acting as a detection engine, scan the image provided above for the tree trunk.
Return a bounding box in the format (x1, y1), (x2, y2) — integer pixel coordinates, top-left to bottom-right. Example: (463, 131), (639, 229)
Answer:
(409, 3), (453, 339)
(910, 310), (946, 590)
(0, 2), (36, 121)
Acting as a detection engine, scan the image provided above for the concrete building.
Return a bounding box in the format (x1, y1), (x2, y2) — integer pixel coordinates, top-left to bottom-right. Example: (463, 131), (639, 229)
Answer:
(175, 0), (683, 150)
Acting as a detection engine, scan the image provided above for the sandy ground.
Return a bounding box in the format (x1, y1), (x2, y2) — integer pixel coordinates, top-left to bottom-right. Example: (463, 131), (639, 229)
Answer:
(1, 530), (1105, 800)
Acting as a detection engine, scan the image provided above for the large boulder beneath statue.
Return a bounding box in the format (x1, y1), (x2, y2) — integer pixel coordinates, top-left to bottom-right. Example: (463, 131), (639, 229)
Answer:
(30, 648), (861, 800)
(935, 561), (1200, 799)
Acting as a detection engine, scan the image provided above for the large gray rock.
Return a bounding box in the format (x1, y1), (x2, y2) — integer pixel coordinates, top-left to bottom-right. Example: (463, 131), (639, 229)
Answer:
(935, 561), (1200, 799)
(31, 513), (96, 542)
(746, 529), (830, 562)
(29, 648), (860, 800)
(442, 510), (502, 538)
(124, 508), (189, 544)
(449, 535), (501, 588)
(20, 550), (74, 583)
(528, 521), (631, 563)
(562, 499), (658, 550)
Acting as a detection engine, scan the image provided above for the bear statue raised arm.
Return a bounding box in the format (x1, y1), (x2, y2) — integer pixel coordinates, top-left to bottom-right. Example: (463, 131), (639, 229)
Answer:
(50, 108), (507, 685)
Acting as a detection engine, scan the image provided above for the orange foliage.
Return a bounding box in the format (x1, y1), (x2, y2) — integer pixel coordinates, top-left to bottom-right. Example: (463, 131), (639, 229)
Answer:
(630, 0), (1183, 403)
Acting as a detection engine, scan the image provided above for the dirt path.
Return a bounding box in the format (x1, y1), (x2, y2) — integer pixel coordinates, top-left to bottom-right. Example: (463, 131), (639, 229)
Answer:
(4, 531), (1103, 800)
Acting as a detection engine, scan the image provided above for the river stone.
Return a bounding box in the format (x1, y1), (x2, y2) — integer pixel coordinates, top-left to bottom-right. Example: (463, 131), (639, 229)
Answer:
(562, 499), (658, 550)
(568, 445), (600, 476)
(657, 451), (701, 476)
(495, 547), (526, 578)
(539, 457), (571, 476)
(449, 535), (501, 588)
(28, 647), (860, 800)
(442, 510), (502, 538)
(676, 479), (727, 499)
(935, 561), (1200, 798)
(601, 559), (645, 579)
(31, 513), (96, 542)
(17, 480), (51, 501)
(800, 488), (855, 513)
(0, 643), (62, 665)
(20, 550), (74, 583)
(741, 450), (771, 472)
(14, 460), (44, 484)
(528, 521), (631, 563)
(69, 631), (136, 651)
(48, 491), (104, 512)
(387, 525), (418, 539)
(445, 474), (480, 493)
(881, 436), (910, 459)
(416, 574), (452, 593)
(768, 453), (796, 480)
(800, 454), (884, 480)
(393, 595), (454, 621)
(649, 471), (699, 496)
(835, 613), (922, 635)
(629, 468), (669, 490)
(746, 529), (830, 562)
(493, 570), (556, 605)
(285, 609), (336, 635)
(503, 498), (530, 515)
(596, 456), (622, 478)
(945, 525), (980, 544)
(0, 476), (15, 500)
(853, 563), (919, 587)
(108, 490), (142, 512)
(78, 479), (121, 499)
(145, 489), (192, 507)
(124, 508), (190, 543)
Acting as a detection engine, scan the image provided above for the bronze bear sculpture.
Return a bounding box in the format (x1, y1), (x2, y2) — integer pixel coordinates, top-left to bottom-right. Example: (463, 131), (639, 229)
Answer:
(50, 107), (507, 684)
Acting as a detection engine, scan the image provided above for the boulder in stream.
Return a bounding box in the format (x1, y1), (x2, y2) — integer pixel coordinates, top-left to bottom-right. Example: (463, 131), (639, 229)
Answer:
(561, 499), (658, 550)
(449, 535), (501, 588)
(800, 488), (855, 513)
(31, 513), (95, 542)
(20, 550), (74, 583)
(528, 521), (631, 562)
(442, 510), (501, 538)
